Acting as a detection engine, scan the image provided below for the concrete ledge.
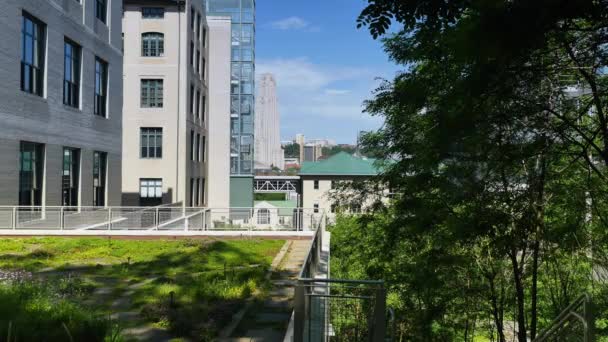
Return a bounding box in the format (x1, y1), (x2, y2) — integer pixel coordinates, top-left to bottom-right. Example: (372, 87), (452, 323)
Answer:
(0, 230), (316, 239)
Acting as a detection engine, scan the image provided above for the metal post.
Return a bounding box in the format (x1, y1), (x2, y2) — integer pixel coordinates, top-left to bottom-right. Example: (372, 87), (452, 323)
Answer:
(584, 296), (594, 342)
(12, 207), (17, 230)
(372, 286), (387, 342)
(107, 207), (112, 230)
(60, 207), (65, 230)
(202, 209), (206, 231)
(185, 216), (189, 231)
(294, 280), (306, 342)
(155, 207), (160, 230)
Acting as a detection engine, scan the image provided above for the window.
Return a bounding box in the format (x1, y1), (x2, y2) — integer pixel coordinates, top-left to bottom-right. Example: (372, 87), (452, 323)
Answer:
(94, 57), (108, 116)
(190, 178), (195, 207)
(140, 128), (162, 158)
(141, 79), (163, 107)
(63, 39), (81, 108)
(196, 178), (201, 206)
(202, 58), (206, 79)
(19, 142), (44, 206)
(95, 0), (107, 23)
(331, 203), (338, 213)
(196, 90), (201, 118)
(202, 136), (206, 162)
(201, 178), (205, 205)
(21, 12), (46, 96)
(196, 49), (200, 73)
(314, 203), (320, 214)
(202, 27), (207, 47)
(190, 130), (195, 161)
(196, 14), (201, 39)
(190, 41), (194, 66)
(201, 95), (206, 121)
(93, 151), (107, 207)
(142, 7), (164, 19)
(314, 180), (319, 190)
(190, 85), (195, 116)
(142, 32), (164, 57)
(258, 209), (270, 225)
(190, 7), (195, 30)
(196, 133), (201, 161)
(62, 147), (80, 206)
(140, 179), (162, 206)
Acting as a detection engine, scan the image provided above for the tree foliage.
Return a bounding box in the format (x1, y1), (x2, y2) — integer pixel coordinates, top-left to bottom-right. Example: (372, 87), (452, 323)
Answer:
(330, 1), (608, 340)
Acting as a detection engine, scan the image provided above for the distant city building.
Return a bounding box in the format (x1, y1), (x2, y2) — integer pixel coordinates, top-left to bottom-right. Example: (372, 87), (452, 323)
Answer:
(304, 144), (323, 162)
(255, 73), (284, 170)
(207, 0), (255, 207)
(122, 0), (209, 206)
(307, 139), (337, 147)
(295, 134), (305, 163)
(0, 0), (123, 206)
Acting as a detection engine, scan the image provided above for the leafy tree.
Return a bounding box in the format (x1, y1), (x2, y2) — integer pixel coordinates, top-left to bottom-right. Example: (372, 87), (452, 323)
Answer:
(283, 143), (300, 158)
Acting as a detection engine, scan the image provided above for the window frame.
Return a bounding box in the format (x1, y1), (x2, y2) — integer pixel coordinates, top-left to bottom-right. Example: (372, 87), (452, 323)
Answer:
(93, 151), (107, 207)
(142, 7), (164, 19)
(21, 12), (46, 97)
(140, 79), (164, 108)
(141, 32), (164, 57)
(94, 57), (108, 117)
(63, 38), (81, 108)
(140, 127), (163, 159)
(95, 0), (107, 23)
(313, 180), (319, 190)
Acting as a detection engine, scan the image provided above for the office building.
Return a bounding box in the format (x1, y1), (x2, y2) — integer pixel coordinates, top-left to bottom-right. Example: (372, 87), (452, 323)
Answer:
(304, 144), (323, 162)
(207, 0), (255, 207)
(295, 133), (305, 164)
(122, 0), (209, 207)
(255, 73), (284, 170)
(0, 0), (123, 206)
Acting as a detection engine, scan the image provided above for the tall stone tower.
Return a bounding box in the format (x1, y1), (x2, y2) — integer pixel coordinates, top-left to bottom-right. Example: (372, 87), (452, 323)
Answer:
(255, 73), (284, 170)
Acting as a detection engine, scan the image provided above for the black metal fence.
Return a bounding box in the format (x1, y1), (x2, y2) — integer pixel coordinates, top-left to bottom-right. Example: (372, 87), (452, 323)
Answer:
(533, 294), (594, 342)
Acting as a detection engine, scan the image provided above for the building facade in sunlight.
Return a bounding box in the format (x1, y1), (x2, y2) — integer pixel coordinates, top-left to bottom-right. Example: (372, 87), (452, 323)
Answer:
(0, 0), (123, 206)
(254, 73), (284, 170)
(207, 0), (256, 207)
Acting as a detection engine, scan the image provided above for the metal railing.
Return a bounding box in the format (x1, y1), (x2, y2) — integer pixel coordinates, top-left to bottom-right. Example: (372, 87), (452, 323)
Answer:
(534, 294), (594, 342)
(0, 206), (325, 232)
(293, 218), (387, 342)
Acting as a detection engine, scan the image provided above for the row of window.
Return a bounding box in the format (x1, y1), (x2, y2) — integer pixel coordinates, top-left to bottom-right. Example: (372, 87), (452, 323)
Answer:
(190, 85), (206, 121)
(190, 130), (206, 162)
(189, 178), (205, 207)
(19, 141), (107, 207)
(22, 12), (109, 117)
(313, 180), (339, 190)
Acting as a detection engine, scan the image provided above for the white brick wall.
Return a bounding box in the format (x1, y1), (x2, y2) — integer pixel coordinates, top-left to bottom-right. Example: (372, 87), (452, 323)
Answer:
(0, 0), (123, 206)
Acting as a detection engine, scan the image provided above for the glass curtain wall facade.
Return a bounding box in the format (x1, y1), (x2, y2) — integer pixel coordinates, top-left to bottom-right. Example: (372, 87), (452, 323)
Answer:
(207, 0), (255, 176)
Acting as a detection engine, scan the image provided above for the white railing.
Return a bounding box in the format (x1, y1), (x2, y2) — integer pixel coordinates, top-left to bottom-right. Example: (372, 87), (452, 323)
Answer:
(0, 206), (325, 232)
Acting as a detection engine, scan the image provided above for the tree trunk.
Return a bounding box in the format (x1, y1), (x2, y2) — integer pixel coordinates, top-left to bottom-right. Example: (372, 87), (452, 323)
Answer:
(510, 250), (528, 342)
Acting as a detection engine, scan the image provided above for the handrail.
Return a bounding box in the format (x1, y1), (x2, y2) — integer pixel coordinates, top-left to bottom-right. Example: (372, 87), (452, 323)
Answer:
(533, 293), (593, 342)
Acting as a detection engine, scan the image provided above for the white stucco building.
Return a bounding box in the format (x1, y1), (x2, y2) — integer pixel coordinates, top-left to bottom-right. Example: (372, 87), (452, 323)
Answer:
(122, 0), (209, 207)
(0, 0), (123, 207)
(254, 73), (284, 170)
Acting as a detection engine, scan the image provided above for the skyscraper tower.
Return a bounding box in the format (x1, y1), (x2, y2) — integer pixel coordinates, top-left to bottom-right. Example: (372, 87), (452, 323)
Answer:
(207, 0), (255, 207)
(255, 73), (284, 170)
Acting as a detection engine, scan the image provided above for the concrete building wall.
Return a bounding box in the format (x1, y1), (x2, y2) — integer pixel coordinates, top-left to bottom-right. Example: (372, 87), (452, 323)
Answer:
(206, 16), (231, 209)
(0, 0), (123, 206)
(301, 176), (378, 218)
(122, 0), (209, 206)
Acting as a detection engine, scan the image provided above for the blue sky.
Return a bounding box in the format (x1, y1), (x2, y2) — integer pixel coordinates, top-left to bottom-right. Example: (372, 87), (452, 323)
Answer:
(255, 0), (399, 144)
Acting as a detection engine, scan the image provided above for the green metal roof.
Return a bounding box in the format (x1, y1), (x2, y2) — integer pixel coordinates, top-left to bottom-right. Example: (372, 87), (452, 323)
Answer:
(299, 152), (380, 176)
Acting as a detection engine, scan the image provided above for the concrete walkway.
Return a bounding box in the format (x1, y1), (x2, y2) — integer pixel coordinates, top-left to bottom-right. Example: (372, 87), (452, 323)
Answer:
(222, 239), (311, 341)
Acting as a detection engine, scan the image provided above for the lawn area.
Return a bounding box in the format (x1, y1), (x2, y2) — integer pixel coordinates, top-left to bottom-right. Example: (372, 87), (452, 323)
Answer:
(0, 237), (285, 341)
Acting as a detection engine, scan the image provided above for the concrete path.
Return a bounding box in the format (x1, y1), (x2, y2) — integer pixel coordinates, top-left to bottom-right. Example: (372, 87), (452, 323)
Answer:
(222, 240), (311, 342)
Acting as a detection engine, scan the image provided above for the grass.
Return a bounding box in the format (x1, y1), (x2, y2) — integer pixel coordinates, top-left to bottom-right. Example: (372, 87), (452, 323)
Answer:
(0, 237), (284, 340)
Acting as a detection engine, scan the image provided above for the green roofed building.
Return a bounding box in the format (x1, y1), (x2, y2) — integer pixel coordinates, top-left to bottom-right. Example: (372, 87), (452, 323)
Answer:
(299, 152), (382, 217)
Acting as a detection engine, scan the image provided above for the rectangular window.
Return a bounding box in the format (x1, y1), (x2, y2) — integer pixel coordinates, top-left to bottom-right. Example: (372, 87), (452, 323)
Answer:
(196, 178), (201, 206)
(196, 49), (200, 73)
(202, 136), (206, 162)
(21, 12), (46, 96)
(196, 133), (201, 162)
(190, 85), (195, 116)
(63, 38), (81, 108)
(202, 58), (206, 80)
(95, 0), (107, 23)
(19, 142), (44, 206)
(196, 90), (201, 118)
(190, 130), (195, 161)
(314, 180), (319, 190)
(62, 147), (80, 206)
(190, 7), (195, 30)
(140, 79), (163, 108)
(140, 128), (163, 158)
(201, 95), (206, 121)
(196, 14), (201, 39)
(93, 151), (107, 207)
(94, 57), (108, 116)
(314, 203), (320, 214)
(190, 178), (195, 207)
(140, 179), (162, 206)
(190, 41), (194, 66)
(142, 32), (164, 57)
(203, 27), (207, 47)
(142, 7), (164, 19)
(201, 178), (205, 205)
